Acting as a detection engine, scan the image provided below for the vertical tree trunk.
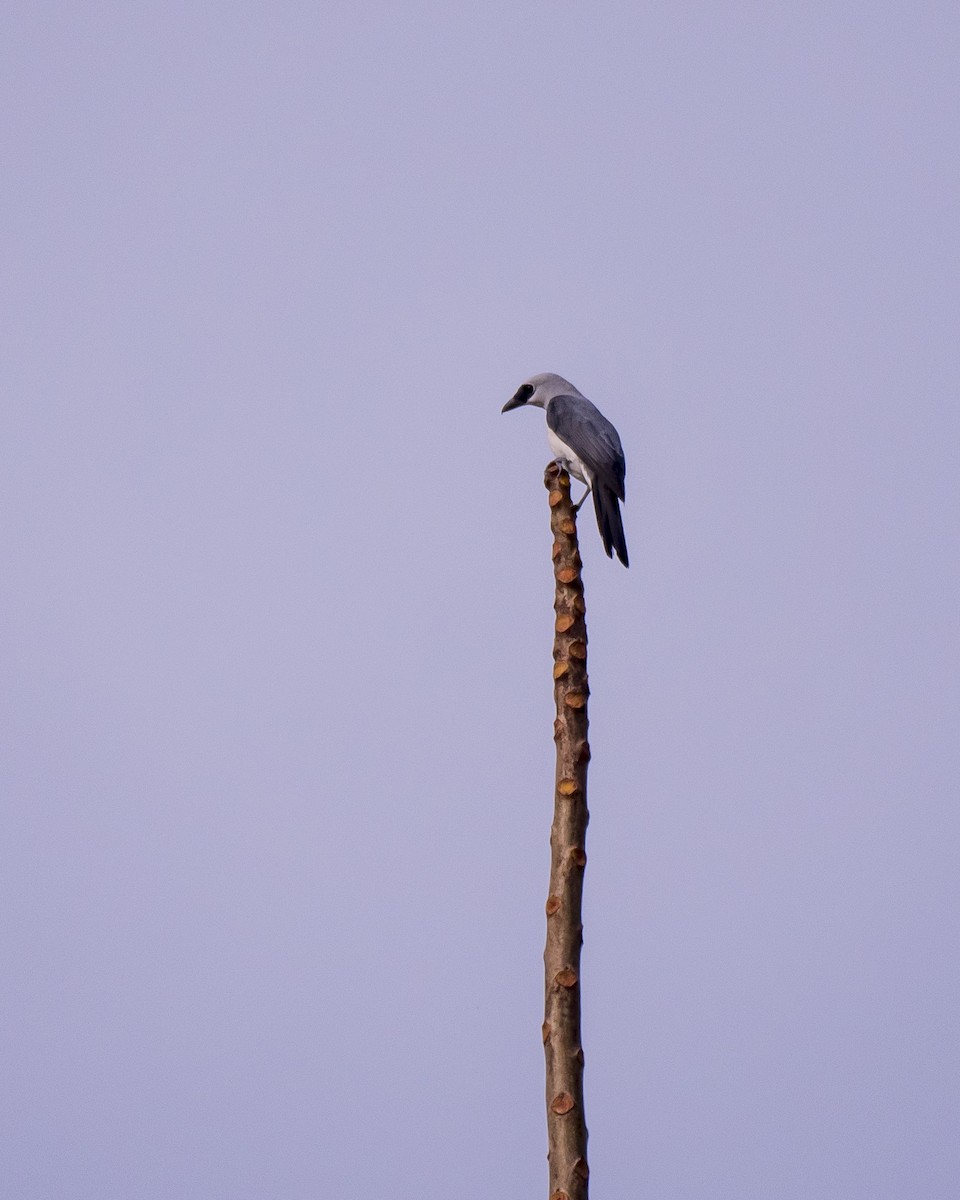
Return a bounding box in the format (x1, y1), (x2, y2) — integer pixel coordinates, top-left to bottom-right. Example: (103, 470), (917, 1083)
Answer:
(542, 462), (590, 1200)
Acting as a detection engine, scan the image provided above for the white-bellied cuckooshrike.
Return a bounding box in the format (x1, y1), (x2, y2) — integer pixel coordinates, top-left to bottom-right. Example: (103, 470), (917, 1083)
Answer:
(502, 373), (628, 567)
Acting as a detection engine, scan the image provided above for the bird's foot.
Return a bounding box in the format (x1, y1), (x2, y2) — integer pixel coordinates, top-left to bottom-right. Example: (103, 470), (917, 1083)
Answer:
(549, 458), (571, 487)
(573, 485), (593, 513)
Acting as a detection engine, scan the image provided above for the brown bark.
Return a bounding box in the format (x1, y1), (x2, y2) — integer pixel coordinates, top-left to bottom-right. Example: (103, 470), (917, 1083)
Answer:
(542, 462), (590, 1200)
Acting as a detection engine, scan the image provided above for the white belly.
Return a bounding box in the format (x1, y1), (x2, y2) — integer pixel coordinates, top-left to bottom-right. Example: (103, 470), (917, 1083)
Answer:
(546, 428), (589, 484)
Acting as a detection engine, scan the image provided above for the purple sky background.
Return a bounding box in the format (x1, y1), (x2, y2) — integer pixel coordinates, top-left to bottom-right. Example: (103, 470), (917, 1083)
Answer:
(2, 3), (958, 1196)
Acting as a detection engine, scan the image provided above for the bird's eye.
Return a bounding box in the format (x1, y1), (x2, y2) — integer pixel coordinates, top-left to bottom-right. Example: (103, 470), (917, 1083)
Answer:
(515, 384), (534, 402)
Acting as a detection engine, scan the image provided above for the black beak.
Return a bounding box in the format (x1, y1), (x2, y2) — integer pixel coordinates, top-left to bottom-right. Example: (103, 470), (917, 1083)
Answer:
(502, 383), (534, 413)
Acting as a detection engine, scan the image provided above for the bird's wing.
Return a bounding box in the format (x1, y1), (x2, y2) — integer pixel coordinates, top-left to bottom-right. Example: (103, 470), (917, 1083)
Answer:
(547, 394), (626, 500)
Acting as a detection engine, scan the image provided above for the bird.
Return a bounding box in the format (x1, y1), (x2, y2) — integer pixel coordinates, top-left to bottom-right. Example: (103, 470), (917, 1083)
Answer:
(502, 372), (629, 567)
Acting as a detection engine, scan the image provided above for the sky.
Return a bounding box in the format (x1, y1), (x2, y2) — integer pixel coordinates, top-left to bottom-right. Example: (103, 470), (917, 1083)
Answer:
(2, 2), (958, 1197)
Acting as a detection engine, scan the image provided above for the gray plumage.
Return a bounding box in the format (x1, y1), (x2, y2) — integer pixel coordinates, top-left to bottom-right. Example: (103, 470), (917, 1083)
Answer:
(502, 373), (629, 567)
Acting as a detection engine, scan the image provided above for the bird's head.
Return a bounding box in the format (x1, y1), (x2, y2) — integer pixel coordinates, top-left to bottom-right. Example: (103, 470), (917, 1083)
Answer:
(501, 372), (581, 413)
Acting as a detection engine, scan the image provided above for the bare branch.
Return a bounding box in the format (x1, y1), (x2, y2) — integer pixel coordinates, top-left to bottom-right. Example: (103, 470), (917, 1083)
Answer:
(542, 461), (590, 1200)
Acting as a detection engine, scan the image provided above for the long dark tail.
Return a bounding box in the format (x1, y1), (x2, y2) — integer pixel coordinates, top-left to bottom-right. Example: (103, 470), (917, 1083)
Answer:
(592, 484), (629, 567)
